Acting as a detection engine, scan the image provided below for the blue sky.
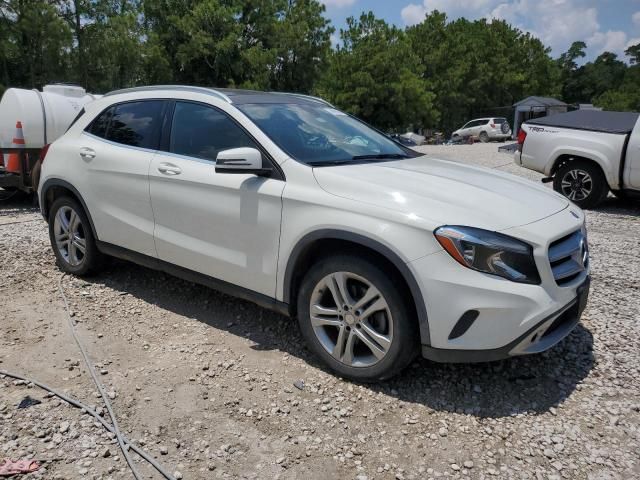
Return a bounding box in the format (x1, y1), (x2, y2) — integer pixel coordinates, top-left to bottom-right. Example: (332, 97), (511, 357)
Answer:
(320, 0), (640, 62)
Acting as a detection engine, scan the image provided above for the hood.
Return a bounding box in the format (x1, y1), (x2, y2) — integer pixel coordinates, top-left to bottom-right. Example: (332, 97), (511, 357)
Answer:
(313, 156), (569, 231)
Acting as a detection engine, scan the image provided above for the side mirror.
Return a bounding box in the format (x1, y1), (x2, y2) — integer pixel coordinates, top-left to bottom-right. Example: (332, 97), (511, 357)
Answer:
(215, 147), (272, 176)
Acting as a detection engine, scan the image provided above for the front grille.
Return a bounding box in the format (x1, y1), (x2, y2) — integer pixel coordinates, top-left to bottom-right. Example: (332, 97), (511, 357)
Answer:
(548, 230), (589, 286)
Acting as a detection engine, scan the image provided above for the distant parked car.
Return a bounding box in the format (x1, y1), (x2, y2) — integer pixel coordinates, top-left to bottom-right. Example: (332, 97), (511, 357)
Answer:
(452, 118), (511, 142)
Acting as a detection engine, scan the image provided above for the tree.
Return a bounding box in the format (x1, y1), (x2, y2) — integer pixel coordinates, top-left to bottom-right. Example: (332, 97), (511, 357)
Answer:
(0, 1), (72, 89)
(318, 12), (437, 131)
(407, 12), (559, 133)
(558, 41), (586, 72)
(142, 0), (333, 92)
(625, 43), (640, 65)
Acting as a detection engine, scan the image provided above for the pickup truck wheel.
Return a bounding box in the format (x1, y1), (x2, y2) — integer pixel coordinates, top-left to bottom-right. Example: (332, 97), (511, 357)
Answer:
(554, 161), (608, 209)
(479, 131), (489, 143)
(48, 196), (105, 276)
(297, 255), (418, 382)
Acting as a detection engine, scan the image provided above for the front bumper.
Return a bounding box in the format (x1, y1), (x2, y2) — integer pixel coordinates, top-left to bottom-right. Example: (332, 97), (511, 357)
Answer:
(410, 207), (588, 362)
(421, 276), (589, 362)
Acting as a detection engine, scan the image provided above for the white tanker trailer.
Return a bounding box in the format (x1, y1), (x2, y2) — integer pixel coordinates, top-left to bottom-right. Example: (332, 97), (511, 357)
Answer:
(0, 84), (99, 199)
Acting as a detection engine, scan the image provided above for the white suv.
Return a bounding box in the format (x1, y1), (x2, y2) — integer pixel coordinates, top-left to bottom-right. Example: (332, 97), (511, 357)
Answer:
(39, 86), (590, 381)
(452, 117), (511, 142)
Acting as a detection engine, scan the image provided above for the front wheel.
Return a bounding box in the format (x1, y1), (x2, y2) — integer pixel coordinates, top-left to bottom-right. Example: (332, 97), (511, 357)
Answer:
(553, 161), (608, 209)
(297, 255), (418, 381)
(48, 196), (105, 276)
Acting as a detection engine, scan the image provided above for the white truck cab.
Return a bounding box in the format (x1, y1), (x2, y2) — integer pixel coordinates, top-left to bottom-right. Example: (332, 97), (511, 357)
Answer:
(515, 110), (640, 208)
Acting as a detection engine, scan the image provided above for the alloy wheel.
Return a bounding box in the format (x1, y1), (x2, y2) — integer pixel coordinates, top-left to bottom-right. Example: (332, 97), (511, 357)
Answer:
(53, 206), (87, 266)
(309, 272), (393, 368)
(561, 169), (593, 201)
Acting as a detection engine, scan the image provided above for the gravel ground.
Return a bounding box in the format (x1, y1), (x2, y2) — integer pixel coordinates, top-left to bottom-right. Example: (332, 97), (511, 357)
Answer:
(1, 143), (639, 479)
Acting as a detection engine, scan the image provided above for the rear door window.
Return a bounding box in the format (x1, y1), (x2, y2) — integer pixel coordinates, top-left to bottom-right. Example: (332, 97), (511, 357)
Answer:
(168, 101), (258, 162)
(105, 101), (164, 149)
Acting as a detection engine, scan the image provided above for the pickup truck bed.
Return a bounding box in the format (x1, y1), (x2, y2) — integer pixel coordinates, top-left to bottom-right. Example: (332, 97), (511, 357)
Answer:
(515, 109), (640, 208)
(527, 110), (639, 135)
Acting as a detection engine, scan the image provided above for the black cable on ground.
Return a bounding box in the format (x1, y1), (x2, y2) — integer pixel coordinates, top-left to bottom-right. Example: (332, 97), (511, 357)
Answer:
(0, 369), (175, 480)
(57, 274), (143, 479)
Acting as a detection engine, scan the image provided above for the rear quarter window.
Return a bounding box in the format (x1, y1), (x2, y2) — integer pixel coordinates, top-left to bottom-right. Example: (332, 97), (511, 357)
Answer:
(86, 107), (114, 138)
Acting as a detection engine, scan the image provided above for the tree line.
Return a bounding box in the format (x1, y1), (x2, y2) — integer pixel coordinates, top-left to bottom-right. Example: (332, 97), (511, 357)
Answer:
(1, 0), (639, 134)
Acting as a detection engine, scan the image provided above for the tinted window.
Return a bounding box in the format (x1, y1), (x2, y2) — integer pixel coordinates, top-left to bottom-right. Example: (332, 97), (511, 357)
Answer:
(106, 101), (164, 149)
(169, 102), (258, 161)
(494, 118), (507, 124)
(86, 107), (113, 138)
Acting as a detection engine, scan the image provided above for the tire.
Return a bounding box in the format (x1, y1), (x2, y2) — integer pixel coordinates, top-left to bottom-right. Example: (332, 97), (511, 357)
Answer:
(553, 160), (608, 209)
(479, 131), (489, 143)
(296, 254), (419, 382)
(48, 196), (105, 276)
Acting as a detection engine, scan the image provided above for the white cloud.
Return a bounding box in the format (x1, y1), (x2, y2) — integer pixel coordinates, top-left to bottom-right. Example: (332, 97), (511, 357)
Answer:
(488, 0), (601, 56)
(627, 37), (640, 49)
(320, 0), (357, 8)
(589, 30), (629, 55)
(400, 0), (637, 61)
(401, 0), (499, 26)
(400, 4), (428, 25)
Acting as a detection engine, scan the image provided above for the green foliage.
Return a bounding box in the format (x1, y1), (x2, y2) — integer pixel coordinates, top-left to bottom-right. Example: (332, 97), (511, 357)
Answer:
(625, 43), (640, 65)
(0, 1), (637, 132)
(593, 63), (640, 112)
(406, 12), (560, 133)
(317, 12), (437, 131)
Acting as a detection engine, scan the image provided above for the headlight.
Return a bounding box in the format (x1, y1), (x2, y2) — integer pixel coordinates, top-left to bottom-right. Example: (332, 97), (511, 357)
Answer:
(434, 226), (540, 284)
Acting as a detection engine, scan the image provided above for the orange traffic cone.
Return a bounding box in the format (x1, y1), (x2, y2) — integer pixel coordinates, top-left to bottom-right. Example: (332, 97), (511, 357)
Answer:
(6, 121), (25, 173)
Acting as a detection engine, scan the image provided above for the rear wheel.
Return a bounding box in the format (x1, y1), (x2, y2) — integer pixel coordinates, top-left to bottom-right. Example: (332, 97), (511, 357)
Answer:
(48, 197), (105, 276)
(553, 161), (608, 209)
(297, 254), (418, 381)
(479, 131), (489, 143)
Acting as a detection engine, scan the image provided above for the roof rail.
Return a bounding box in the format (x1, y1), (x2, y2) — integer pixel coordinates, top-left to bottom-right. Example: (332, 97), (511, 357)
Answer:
(274, 92), (333, 107)
(104, 85), (232, 103)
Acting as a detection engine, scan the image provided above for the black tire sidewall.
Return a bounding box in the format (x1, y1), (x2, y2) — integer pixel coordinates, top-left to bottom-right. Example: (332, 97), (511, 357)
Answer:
(553, 161), (608, 209)
(296, 255), (418, 382)
(48, 197), (102, 276)
(479, 131), (489, 142)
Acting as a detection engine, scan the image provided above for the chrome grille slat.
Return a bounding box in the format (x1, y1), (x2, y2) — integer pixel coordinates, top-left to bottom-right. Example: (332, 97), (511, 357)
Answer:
(548, 231), (582, 263)
(548, 230), (588, 286)
(552, 260), (584, 280)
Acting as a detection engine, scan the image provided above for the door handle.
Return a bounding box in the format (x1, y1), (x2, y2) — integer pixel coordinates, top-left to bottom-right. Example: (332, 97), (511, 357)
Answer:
(157, 163), (182, 175)
(79, 147), (96, 160)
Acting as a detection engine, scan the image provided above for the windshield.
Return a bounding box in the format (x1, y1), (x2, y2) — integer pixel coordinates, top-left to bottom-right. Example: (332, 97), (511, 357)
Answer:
(238, 103), (413, 166)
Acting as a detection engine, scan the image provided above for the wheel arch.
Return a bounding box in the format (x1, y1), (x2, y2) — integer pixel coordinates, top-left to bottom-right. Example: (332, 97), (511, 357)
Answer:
(40, 178), (99, 240)
(283, 229), (431, 346)
(549, 153), (613, 188)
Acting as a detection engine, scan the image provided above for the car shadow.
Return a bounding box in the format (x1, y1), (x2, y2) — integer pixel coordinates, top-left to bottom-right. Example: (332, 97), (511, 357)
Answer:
(593, 195), (640, 217)
(0, 193), (38, 216)
(82, 257), (594, 420)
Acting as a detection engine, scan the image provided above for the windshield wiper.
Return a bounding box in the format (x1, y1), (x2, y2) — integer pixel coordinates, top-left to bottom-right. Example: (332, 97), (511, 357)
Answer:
(307, 159), (361, 167)
(308, 154), (410, 167)
(351, 153), (409, 160)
